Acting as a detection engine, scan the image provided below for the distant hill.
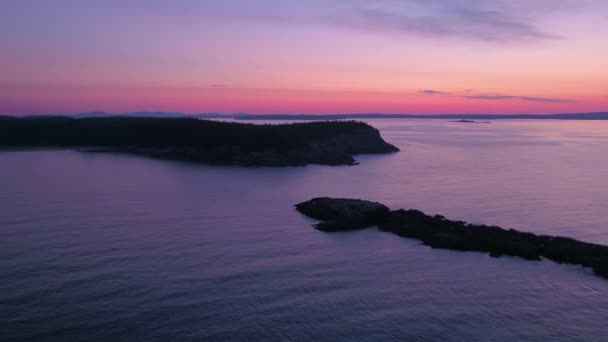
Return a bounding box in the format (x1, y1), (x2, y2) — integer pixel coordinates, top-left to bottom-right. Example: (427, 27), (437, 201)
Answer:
(12, 111), (608, 120)
(72, 111), (111, 118)
(232, 112), (608, 120)
(72, 111), (188, 119)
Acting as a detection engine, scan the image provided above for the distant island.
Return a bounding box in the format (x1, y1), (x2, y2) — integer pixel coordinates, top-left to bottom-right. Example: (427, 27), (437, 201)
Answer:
(6, 111), (608, 121)
(449, 119), (491, 123)
(233, 112), (608, 120)
(296, 197), (608, 280)
(0, 116), (398, 166)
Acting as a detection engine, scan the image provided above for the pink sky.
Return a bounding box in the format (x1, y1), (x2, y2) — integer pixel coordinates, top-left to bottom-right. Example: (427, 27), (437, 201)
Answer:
(1, 1), (607, 115)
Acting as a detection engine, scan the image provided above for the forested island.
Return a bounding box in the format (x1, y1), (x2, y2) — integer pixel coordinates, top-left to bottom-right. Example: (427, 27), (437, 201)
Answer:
(296, 198), (608, 280)
(0, 116), (398, 166)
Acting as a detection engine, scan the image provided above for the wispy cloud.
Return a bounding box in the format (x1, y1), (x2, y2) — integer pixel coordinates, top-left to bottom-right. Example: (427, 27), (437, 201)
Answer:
(466, 95), (517, 100)
(210, 84), (228, 88)
(324, 7), (560, 43)
(520, 96), (574, 103)
(246, 0), (570, 43)
(466, 95), (574, 103)
(420, 89), (448, 95)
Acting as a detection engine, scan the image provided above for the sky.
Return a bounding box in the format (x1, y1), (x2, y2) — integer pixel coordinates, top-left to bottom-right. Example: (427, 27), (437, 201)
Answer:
(1, 0), (608, 115)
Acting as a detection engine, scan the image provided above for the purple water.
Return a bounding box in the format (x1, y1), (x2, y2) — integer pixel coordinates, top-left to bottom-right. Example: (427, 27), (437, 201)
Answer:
(2, 119), (608, 341)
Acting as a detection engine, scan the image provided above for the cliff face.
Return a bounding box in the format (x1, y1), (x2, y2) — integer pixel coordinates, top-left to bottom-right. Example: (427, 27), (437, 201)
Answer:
(0, 117), (398, 166)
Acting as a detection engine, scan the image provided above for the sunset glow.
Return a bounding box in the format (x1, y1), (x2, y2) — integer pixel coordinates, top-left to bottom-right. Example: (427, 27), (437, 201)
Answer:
(2, 0), (608, 115)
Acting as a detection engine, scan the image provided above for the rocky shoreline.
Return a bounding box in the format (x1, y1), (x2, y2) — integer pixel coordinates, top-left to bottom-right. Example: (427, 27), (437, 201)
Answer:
(296, 197), (608, 279)
(0, 116), (398, 166)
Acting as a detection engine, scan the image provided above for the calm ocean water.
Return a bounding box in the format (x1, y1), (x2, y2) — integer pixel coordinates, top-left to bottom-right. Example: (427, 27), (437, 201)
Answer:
(2, 119), (608, 341)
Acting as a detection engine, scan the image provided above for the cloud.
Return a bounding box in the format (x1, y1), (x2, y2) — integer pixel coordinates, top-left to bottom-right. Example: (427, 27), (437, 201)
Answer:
(465, 95), (574, 103)
(245, 0), (569, 43)
(210, 84), (228, 88)
(466, 95), (517, 100)
(420, 89), (448, 95)
(520, 96), (574, 103)
(325, 6), (561, 42)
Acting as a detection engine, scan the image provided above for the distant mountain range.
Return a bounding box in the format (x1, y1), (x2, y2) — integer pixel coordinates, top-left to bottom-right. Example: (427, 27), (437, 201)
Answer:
(231, 112), (608, 120)
(9, 111), (608, 120)
(71, 111), (206, 119)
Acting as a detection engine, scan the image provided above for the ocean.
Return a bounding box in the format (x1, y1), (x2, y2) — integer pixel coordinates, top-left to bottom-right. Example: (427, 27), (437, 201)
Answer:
(2, 119), (608, 341)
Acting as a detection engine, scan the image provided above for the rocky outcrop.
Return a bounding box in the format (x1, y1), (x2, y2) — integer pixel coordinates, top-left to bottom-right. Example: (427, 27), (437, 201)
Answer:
(296, 198), (608, 280)
(295, 197), (390, 231)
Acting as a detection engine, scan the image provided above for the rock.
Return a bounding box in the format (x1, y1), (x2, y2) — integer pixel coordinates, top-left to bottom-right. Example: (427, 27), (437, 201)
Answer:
(296, 197), (608, 280)
(294, 197), (390, 231)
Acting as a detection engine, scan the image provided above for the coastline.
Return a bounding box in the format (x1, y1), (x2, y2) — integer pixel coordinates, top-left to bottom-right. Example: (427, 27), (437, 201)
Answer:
(0, 117), (399, 167)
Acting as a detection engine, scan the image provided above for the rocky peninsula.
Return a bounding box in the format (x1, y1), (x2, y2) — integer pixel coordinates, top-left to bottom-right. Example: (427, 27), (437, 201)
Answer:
(0, 116), (398, 166)
(296, 197), (608, 279)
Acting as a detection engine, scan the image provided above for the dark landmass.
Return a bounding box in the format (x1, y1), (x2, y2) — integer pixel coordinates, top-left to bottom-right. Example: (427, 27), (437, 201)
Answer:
(449, 119), (491, 123)
(72, 111), (190, 119)
(0, 116), (398, 166)
(36, 111), (224, 119)
(296, 198), (608, 279)
(6, 111), (608, 120)
(234, 112), (608, 120)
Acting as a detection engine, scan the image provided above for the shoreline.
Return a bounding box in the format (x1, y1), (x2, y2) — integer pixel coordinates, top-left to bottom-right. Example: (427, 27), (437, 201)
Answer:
(0, 117), (399, 167)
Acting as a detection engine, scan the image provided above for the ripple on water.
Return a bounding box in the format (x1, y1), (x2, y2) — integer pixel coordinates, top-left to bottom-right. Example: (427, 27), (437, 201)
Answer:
(2, 120), (608, 341)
